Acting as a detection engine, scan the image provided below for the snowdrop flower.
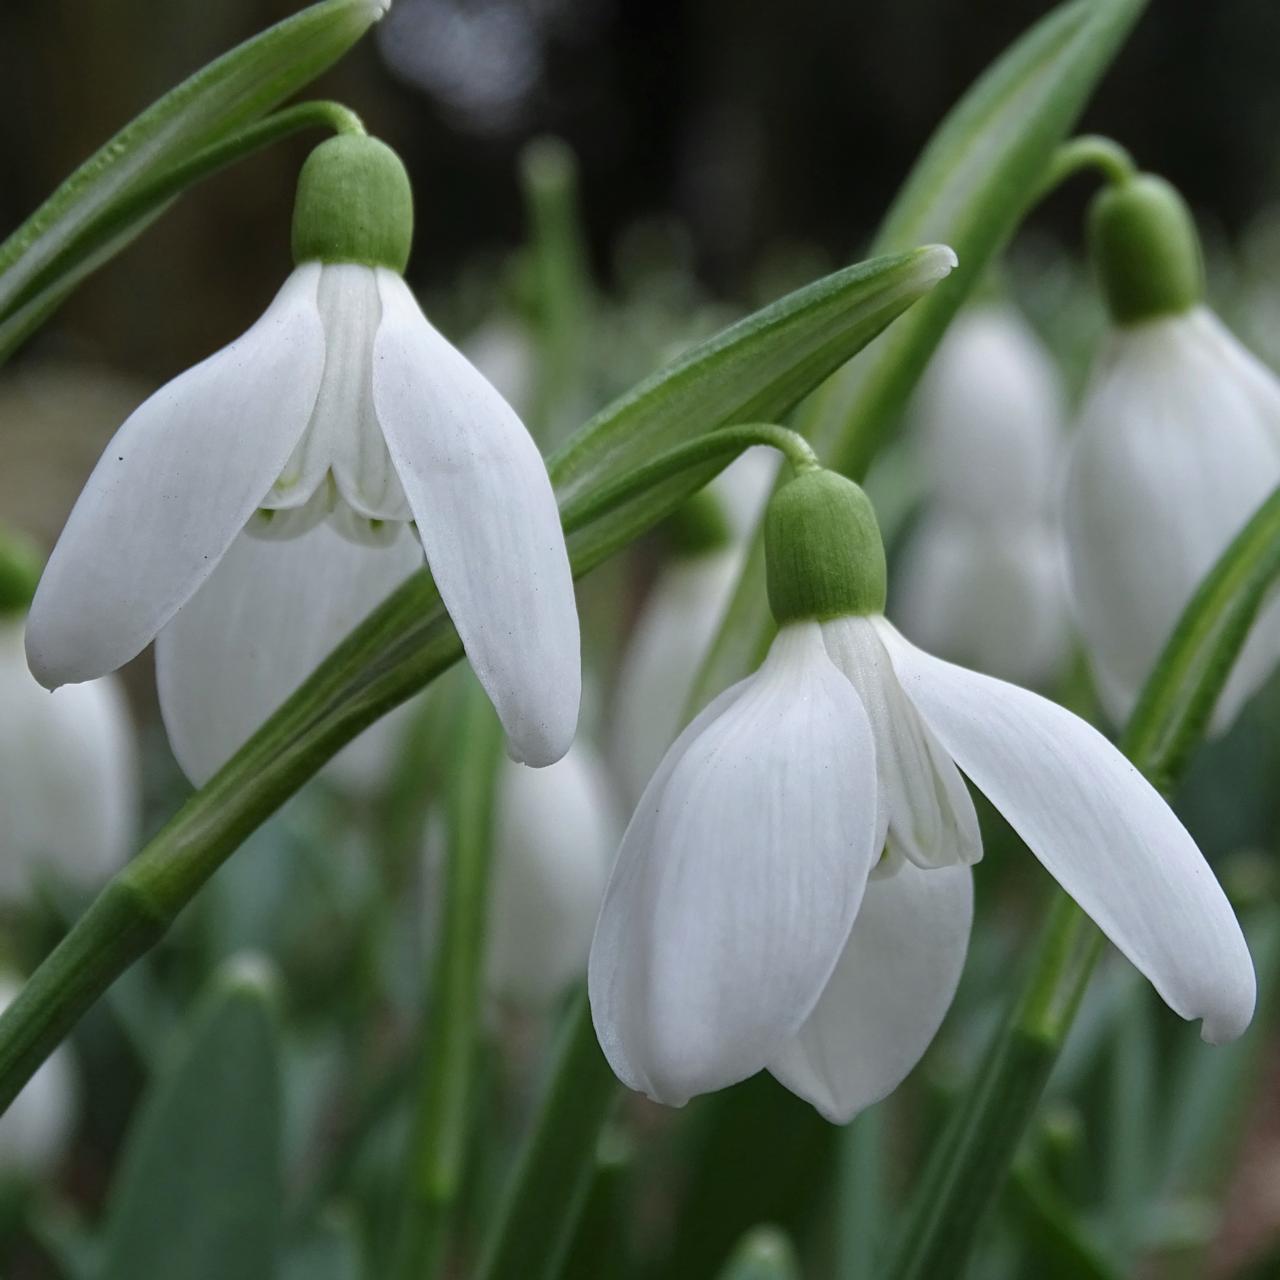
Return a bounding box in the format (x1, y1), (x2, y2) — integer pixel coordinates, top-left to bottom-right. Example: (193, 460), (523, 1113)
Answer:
(590, 468), (1254, 1122)
(0, 538), (136, 901)
(1064, 174), (1280, 732)
(894, 305), (1070, 685)
(487, 741), (622, 1006)
(25, 134), (579, 778)
(0, 975), (76, 1180)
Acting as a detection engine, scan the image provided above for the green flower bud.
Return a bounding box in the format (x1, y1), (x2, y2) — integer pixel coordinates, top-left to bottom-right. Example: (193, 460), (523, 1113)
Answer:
(0, 529), (43, 618)
(1088, 173), (1203, 326)
(765, 469), (886, 624)
(291, 135), (414, 273)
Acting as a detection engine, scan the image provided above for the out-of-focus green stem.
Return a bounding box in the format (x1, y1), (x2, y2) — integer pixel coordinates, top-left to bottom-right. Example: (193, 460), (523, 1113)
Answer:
(888, 484), (1280, 1280)
(475, 994), (620, 1280)
(391, 681), (503, 1280)
(838, 1106), (887, 1279)
(521, 137), (592, 443)
(1039, 133), (1137, 194)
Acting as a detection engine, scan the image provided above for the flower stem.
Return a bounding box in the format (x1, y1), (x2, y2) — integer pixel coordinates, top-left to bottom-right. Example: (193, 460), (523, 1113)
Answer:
(1038, 133), (1137, 197)
(390, 680), (503, 1280)
(0, 101), (364, 358)
(559, 424), (817, 534)
(887, 482), (1280, 1279)
(475, 993), (620, 1280)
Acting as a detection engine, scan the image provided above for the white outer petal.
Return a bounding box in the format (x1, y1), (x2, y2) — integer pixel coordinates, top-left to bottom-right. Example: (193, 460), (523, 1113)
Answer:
(487, 741), (624, 1006)
(0, 620), (137, 899)
(372, 270), (580, 766)
(822, 616), (981, 869)
(1062, 308), (1280, 732)
(588, 622), (881, 1106)
(609, 548), (744, 804)
(156, 516), (424, 785)
(769, 862), (973, 1122)
(876, 617), (1256, 1043)
(0, 976), (76, 1178)
(25, 265), (326, 687)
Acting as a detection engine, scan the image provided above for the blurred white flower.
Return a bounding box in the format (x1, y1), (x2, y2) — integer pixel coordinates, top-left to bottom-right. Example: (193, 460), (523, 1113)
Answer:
(1064, 307), (1280, 732)
(591, 613), (1253, 1122)
(609, 449), (780, 803)
(894, 305), (1070, 686)
(462, 319), (535, 419)
(0, 976), (75, 1180)
(0, 616), (136, 902)
(895, 513), (1069, 687)
(913, 305), (1064, 519)
(29, 250), (579, 778)
(487, 741), (622, 1006)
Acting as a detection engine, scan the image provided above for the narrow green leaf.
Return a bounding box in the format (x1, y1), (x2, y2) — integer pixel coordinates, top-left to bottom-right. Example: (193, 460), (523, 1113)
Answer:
(692, 0), (1149, 708)
(98, 957), (284, 1280)
(0, 0), (384, 335)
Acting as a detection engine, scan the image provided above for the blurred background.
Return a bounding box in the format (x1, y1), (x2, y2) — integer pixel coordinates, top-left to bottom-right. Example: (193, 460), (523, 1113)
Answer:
(4, 2), (1280, 1278)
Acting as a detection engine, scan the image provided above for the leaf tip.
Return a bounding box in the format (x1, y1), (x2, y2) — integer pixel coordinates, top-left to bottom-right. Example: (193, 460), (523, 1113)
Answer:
(916, 243), (960, 282)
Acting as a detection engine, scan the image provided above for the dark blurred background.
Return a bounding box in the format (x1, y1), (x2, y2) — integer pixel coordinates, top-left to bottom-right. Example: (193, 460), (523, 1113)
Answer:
(2, 0), (1279, 383)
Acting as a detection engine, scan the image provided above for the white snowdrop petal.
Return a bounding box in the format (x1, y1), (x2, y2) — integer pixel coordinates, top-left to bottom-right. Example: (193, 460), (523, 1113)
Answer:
(487, 742), (623, 1006)
(271, 264), (411, 522)
(876, 618), (1256, 1043)
(1063, 307), (1280, 730)
(0, 621), (137, 899)
(589, 623), (881, 1106)
(769, 862), (972, 1123)
(372, 270), (580, 767)
(822, 616), (981, 869)
(609, 548), (745, 804)
(156, 515), (424, 785)
(25, 265), (327, 688)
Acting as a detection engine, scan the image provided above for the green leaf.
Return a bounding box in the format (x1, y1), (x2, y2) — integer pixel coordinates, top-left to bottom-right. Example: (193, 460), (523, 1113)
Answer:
(691, 0), (1150, 707)
(0, 0), (384, 344)
(97, 957), (284, 1280)
(552, 245), (955, 573)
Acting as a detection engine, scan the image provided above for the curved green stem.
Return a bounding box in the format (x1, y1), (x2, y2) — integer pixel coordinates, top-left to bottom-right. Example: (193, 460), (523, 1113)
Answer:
(560, 424), (817, 534)
(391, 680), (503, 1280)
(1038, 133), (1137, 196)
(887, 482), (1280, 1279)
(0, 101), (363, 347)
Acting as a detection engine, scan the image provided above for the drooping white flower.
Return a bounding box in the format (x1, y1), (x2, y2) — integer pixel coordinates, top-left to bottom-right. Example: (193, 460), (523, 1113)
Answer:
(487, 741), (622, 1006)
(894, 305), (1071, 686)
(0, 975), (76, 1179)
(1064, 174), (1280, 733)
(1065, 307), (1280, 731)
(590, 469), (1254, 1122)
(25, 136), (580, 778)
(0, 614), (136, 902)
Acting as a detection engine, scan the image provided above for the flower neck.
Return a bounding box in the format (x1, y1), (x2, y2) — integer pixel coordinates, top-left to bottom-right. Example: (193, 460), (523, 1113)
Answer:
(1088, 173), (1203, 327)
(764, 469), (886, 624)
(291, 135), (414, 273)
